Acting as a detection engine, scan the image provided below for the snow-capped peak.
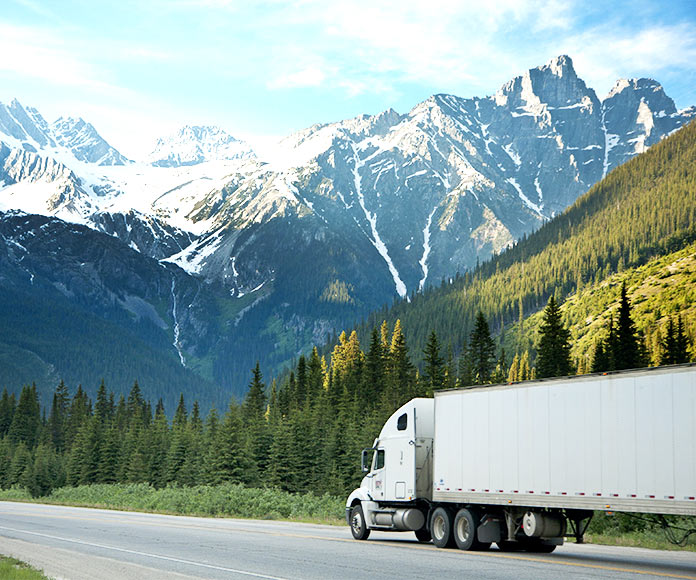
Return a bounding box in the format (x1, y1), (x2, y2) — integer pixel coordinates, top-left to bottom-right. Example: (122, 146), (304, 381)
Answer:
(0, 99), (130, 166)
(148, 125), (255, 167)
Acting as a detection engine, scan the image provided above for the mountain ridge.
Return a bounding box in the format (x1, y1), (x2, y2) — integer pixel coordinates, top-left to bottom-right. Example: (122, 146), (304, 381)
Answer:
(1, 54), (694, 399)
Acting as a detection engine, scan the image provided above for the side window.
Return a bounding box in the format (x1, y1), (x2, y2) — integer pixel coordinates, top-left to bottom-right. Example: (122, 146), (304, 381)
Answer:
(373, 449), (385, 470)
(397, 412), (408, 431)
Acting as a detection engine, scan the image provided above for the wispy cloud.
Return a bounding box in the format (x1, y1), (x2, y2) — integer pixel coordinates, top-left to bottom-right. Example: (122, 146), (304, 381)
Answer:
(558, 22), (696, 98)
(268, 66), (327, 89)
(0, 23), (116, 92)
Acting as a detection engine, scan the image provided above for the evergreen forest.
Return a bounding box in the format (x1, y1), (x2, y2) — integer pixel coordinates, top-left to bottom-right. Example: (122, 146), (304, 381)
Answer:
(1, 119), (695, 514)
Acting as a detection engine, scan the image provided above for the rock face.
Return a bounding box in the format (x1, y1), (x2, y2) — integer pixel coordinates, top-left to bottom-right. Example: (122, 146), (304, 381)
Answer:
(51, 117), (130, 166)
(0, 55), (694, 398)
(0, 99), (129, 165)
(602, 78), (696, 172)
(148, 125), (255, 167)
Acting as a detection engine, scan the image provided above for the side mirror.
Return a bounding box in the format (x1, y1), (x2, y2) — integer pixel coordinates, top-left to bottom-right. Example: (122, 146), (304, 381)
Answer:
(361, 448), (373, 472)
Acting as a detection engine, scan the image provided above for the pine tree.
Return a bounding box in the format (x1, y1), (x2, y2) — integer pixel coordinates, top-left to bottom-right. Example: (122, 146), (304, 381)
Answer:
(383, 320), (415, 410)
(80, 417), (103, 484)
(243, 363), (267, 425)
(0, 437), (12, 487)
(98, 425), (120, 483)
(66, 386), (91, 449)
(173, 394), (188, 429)
(307, 347), (324, 403)
(148, 405), (171, 487)
(47, 381), (70, 451)
(457, 341), (474, 387)
(535, 295), (574, 378)
(8, 442), (32, 486)
(242, 362), (269, 479)
(7, 384), (41, 448)
(662, 316), (691, 365)
(95, 380), (112, 424)
(519, 350), (532, 381)
(0, 389), (16, 438)
(422, 330), (445, 396)
(365, 327), (386, 399)
(674, 316), (691, 363)
(614, 282), (644, 370)
(507, 353), (521, 382)
(491, 348), (508, 383)
(209, 403), (250, 484)
(127, 381), (145, 426)
(469, 311), (496, 384)
(201, 407), (220, 485)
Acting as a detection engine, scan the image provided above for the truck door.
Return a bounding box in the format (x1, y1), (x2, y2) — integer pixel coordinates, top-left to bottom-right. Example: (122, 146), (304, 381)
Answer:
(370, 448), (386, 500)
(385, 410), (416, 501)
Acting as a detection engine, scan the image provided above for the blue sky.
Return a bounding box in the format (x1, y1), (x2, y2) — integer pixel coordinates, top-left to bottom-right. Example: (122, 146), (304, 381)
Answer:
(2, 0), (695, 159)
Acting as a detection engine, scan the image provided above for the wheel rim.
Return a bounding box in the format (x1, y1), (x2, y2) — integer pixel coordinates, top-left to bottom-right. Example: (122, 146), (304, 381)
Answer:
(351, 511), (363, 535)
(456, 516), (471, 543)
(433, 514), (445, 541)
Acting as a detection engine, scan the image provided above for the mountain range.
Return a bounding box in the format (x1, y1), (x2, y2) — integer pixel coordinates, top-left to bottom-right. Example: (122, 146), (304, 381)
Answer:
(0, 55), (693, 404)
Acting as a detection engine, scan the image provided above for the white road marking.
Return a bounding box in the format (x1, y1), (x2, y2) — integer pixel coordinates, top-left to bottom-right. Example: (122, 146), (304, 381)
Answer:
(0, 525), (290, 580)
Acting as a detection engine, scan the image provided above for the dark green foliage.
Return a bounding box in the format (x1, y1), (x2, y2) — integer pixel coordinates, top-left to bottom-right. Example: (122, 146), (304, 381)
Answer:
(0, 389), (16, 437)
(592, 284), (646, 372)
(660, 316), (691, 365)
(421, 331), (445, 396)
(209, 403), (250, 485)
(7, 384), (40, 448)
(3, 123), (696, 501)
(615, 283), (644, 370)
(356, 120), (696, 376)
(469, 311), (496, 384)
(535, 295), (574, 378)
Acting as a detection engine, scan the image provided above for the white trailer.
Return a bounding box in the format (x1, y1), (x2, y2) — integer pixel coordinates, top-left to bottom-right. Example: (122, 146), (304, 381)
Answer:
(346, 364), (696, 552)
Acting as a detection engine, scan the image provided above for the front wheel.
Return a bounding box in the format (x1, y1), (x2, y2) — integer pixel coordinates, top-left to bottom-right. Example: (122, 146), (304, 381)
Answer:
(430, 507), (455, 548)
(350, 505), (370, 540)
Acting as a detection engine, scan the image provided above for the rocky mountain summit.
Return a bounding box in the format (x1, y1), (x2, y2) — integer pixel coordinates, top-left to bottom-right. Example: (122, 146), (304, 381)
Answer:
(0, 55), (693, 397)
(148, 125), (255, 167)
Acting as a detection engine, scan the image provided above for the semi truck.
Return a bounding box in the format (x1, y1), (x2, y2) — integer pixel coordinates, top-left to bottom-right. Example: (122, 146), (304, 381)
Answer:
(345, 364), (696, 552)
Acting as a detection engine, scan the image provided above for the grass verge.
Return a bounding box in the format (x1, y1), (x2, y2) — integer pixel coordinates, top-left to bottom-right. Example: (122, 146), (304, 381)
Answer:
(0, 483), (345, 524)
(1, 484), (694, 551)
(0, 556), (50, 580)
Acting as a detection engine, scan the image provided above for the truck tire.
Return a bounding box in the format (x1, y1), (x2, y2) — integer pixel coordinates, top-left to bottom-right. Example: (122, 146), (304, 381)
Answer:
(350, 505), (370, 540)
(453, 508), (491, 551)
(430, 507), (455, 548)
(414, 527), (432, 543)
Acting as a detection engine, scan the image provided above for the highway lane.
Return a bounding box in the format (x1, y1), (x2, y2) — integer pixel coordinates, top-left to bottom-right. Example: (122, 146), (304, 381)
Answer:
(1, 502), (695, 580)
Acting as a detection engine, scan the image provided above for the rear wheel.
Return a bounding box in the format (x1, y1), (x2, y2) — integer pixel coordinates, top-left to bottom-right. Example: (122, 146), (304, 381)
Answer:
(430, 507), (455, 548)
(414, 527), (432, 543)
(453, 508), (490, 551)
(350, 505), (370, 540)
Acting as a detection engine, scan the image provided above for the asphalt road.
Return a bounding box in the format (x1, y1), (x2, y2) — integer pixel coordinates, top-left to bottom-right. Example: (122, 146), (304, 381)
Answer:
(1, 502), (695, 580)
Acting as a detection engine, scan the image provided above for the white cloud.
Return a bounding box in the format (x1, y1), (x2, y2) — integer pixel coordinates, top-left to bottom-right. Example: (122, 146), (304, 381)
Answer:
(268, 66), (327, 89)
(558, 22), (696, 99)
(251, 0), (579, 98)
(0, 23), (117, 92)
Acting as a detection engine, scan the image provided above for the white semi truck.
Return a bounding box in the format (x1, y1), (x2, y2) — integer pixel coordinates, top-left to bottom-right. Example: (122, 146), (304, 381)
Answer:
(346, 364), (696, 552)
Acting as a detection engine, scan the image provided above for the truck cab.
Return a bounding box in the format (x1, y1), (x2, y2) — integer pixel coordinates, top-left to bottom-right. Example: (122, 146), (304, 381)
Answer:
(346, 398), (434, 539)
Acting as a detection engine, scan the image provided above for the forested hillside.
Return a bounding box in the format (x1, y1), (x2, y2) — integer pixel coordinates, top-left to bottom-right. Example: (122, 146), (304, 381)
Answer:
(358, 119), (696, 366)
(1, 120), (695, 504)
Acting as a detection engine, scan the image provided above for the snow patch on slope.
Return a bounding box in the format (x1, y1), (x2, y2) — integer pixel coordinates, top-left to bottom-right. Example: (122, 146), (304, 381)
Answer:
(352, 145), (407, 298)
(418, 206), (438, 292)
